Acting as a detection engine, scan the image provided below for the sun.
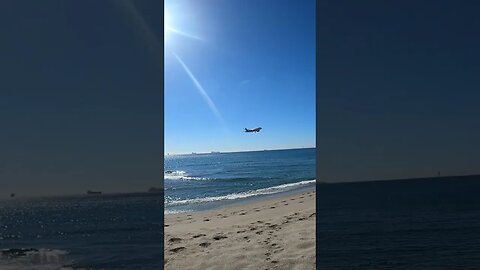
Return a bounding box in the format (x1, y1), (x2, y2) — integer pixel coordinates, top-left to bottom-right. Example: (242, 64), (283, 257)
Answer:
(163, 8), (202, 43)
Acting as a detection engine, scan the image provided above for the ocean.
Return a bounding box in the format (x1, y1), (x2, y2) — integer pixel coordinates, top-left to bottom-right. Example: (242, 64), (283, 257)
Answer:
(164, 148), (316, 214)
(317, 175), (480, 269)
(0, 193), (162, 270)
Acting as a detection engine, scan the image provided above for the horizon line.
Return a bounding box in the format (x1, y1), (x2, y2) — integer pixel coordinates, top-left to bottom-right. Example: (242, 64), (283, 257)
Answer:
(165, 146), (316, 156)
(0, 188), (163, 200)
(320, 173), (480, 185)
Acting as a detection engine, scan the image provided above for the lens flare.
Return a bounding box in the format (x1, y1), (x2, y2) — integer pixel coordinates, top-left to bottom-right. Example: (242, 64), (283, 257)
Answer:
(171, 51), (224, 124)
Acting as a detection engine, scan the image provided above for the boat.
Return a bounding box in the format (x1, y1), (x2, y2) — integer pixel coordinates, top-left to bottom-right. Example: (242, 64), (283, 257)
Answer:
(87, 190), (102, 195)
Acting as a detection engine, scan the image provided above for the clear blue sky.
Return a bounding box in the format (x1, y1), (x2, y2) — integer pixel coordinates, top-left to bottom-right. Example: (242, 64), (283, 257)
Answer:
(164, 0), (316, 154)
(0, 0), (163, 197)
(318, 0), (480, 182)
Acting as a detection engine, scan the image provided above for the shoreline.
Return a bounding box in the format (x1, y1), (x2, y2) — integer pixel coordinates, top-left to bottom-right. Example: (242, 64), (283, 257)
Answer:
(165, 180), (316, 214)
(165, 187), (316, 270)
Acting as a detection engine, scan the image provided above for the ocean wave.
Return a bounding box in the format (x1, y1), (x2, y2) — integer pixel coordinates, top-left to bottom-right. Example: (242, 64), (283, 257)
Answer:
(165, 179), (315, 206)
(164, 170), (209, 181)
(164, 170), (186, 180)
(0, 248), (73, 270)
(164, 209), (192, 215)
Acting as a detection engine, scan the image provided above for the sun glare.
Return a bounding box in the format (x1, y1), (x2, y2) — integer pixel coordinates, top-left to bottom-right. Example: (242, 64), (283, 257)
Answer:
(163, 8), (202, 43)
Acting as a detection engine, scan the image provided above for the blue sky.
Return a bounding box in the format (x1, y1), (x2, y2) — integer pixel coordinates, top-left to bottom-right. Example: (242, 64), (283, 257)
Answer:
(164, 0), (316, 154)
(318, 0), (480, 181)
(0, 0), (163, 196)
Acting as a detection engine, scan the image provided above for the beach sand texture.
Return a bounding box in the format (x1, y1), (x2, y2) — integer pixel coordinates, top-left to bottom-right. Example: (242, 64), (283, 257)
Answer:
(165, 189), (316, 270)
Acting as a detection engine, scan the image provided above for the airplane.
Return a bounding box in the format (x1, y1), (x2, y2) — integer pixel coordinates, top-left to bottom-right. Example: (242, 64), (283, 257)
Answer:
(244, 127), (262, 133)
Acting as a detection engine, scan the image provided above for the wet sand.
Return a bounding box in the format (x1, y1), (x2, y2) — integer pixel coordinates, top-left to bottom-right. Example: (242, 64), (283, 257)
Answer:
(164, 188), (315, 270)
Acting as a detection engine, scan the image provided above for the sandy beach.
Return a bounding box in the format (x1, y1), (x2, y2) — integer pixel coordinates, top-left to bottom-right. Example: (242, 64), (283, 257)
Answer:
(164, 188), (316, 270)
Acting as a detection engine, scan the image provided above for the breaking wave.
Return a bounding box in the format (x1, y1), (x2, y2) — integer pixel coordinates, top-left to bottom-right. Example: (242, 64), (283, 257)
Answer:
(164, 170), (209, 181)
(0, 248), (73, 270)
(165, 179), (315, 207)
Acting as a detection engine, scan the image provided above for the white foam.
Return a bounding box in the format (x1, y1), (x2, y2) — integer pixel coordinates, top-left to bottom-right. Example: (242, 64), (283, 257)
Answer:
(164, 209), (192, 215)
(0, 248), (73, 270)
(164, 170), (187, 180)
(166, 179), (316, 206)
(164, 170), (209, 181)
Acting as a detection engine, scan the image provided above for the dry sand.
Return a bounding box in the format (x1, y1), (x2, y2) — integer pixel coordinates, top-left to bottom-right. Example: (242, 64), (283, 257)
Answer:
(164, 188), (316, 270)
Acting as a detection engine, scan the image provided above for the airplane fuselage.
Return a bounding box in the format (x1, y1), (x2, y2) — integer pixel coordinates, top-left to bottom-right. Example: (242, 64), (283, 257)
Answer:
(245, 127), (262, 133)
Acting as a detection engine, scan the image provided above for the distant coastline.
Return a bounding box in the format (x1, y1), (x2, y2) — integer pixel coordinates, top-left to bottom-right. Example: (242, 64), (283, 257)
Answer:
(319, 174), (480, 185)
(166, 146), (316, 156)
(1, 188), (163, 200)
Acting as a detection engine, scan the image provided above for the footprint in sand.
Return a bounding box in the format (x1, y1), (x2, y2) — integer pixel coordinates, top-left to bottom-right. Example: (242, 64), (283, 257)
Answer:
(237, 230), (246, 233)
(192, 234), (206, 238)
(299, 201), (304, 203)
(255, 209), (261, 212)
(170, 247), (186, 253)
(284, 203), (288, 206)
(199, 242), (211, 247)
(165, 224), (170, 227)
(290, 198), (295, 201)
(270, 206), (276, 209)
(239, 212), (246, 215)
(168, 237), (182, 243)
(213, 233), (228, 240)
(203, 218), (210, 222)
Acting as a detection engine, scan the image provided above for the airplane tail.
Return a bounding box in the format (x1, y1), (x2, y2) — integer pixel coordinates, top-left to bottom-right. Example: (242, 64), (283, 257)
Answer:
(244, 128), (248, 131)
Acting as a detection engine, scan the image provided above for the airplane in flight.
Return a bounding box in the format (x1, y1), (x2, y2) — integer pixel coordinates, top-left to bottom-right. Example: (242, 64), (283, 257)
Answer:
(244, 127), (262, 133)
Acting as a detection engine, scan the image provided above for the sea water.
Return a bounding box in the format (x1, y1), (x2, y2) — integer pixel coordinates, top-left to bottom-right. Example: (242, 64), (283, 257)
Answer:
(0, 193), (162, 270)
(164, 148), (316, 214)
(317, 175), (480, 269)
